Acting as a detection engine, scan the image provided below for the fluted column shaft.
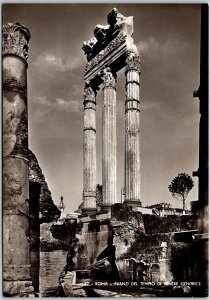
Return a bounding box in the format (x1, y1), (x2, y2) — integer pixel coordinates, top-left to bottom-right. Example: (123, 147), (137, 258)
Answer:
(3, 23), (34, 294)
(102, 68), (117, 211)
(124, 51), (141, 206)
(83, 83), (97, 214)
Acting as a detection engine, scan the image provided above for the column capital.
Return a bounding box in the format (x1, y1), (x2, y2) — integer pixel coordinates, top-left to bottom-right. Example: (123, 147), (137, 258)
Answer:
(83, 82), (96, 109)
(3, 22), (31, 63)
(101, 67), (116, 89)
(83, 81), (96, 101)
(125, 50), (140, 73)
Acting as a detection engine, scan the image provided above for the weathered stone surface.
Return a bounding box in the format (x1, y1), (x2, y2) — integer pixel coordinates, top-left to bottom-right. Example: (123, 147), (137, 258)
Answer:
(126, 50), (140, 72)
(3, 61), (28, 160)
(3, 215), (31, 280)
(60, 281), (73, 296)
(64, 271), (76, 284)
(111, 203), (144, 233)
(171, 241), (200, 282)
(109, 204), (144, 279)
(29, 150), (61, 291)
(101, 68), (117, 210)
(3, 281), (34, 296)
(143, 214), (198, 234)
(28, 149), (61, 222)
(51, 203), (200, 286)
(72, 287), (87, 297)
(82, 10), (141, 213)
(3, 22), (33, 295)
(83, 8), (133, 62)
(50, 217), (113, 269)
(40, 222), (69, 251)
(3, 22), (30, 62)
(83, 9), (138, 84)
(78, 228), (112, 267)
(60, 271), (76, 296)
(92, 289), (118, 297)
(3, 157), (29, 214)
(124, 51), (141, 206)
(84, 32), (127, 82)
(83, 82), (97, 213)
(3, 77), (27, 97)
(50, 219), (79, 243)
(96, 184), (103, 211)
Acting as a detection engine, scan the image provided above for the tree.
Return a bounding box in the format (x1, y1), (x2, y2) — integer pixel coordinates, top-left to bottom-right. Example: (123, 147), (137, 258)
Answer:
(168, 173), (194, 211)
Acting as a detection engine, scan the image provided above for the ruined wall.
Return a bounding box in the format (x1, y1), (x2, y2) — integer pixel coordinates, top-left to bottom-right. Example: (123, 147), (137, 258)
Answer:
(124, 233), (173, 282)
(76, 204), (145, 272)
(62, 204), (145, 276)
(171, 241), (199, 283)
(28, 149), (61, 291)
(143, 214), (198, 234)
(110, 205), (198, 282)
(108, 204), (172, 281)
(49, 219), (79, 251)
(111, 205), (144, 259)
(78, 220), (112, 267)
(28, 149), (61, 222)
(49, 218), (111, 261)
(113, 230), (199, 283)
(40, 223), (69, 251)
(50, 203), (199, 284)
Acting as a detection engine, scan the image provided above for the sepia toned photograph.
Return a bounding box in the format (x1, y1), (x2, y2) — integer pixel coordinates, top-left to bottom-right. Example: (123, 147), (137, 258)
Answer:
(2, 3), (208, 297)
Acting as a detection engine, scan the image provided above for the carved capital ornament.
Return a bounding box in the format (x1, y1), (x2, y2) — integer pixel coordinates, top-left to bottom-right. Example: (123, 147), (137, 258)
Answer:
(101, 67), (116, 88)
(83, 82), (96, 102)
(126, 50), (140, 73)
(2, 22), (31, 63)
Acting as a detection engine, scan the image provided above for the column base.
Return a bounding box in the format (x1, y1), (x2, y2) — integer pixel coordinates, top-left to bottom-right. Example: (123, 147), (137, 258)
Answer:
(3, 280), (34, 296)
(101, 205), (112, 213)
(81, 208), (97, 216)
(124, 199), (142, 208)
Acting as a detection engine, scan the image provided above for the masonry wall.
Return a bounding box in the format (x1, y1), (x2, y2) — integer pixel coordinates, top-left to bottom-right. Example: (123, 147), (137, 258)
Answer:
(50, 203), (199, 285)
(143, 214), (198, 234)
(110, 205), (198, 282)
(77, 220), (113, 268)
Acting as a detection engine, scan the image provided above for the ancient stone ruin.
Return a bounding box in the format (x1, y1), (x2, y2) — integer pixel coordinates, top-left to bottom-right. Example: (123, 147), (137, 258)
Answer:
(2, 22), (60, 296)
(49, 9), (204, 297)
(82, 8), (141, 214)
(2, 6), (208, 297)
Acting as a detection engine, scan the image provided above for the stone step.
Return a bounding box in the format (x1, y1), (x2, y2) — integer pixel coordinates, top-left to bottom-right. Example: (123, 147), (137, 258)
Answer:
(76, 269), (91, 279)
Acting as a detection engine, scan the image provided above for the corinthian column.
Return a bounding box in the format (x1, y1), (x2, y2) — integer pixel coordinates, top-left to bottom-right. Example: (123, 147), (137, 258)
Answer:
(3, 23), (34, 295)
(124, 50), (141, 207)
(82, 82), (97, 215)
(101, 68), (117, 211)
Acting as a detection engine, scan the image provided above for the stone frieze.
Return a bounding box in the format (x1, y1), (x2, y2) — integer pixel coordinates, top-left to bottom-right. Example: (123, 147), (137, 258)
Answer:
(85, 32), (126, 74)
(82, 8), (133, 60)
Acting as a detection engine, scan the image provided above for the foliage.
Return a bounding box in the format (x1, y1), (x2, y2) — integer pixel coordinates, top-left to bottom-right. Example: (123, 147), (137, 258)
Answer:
(168, 173), (194, 210)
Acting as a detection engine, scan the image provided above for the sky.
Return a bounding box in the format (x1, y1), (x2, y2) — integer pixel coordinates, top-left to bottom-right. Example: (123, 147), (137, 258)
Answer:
(3, 4), (201, 213)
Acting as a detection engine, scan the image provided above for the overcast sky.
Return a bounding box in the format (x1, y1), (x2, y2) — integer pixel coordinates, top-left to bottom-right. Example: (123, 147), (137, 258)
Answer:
(3, 4), (201, 212)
